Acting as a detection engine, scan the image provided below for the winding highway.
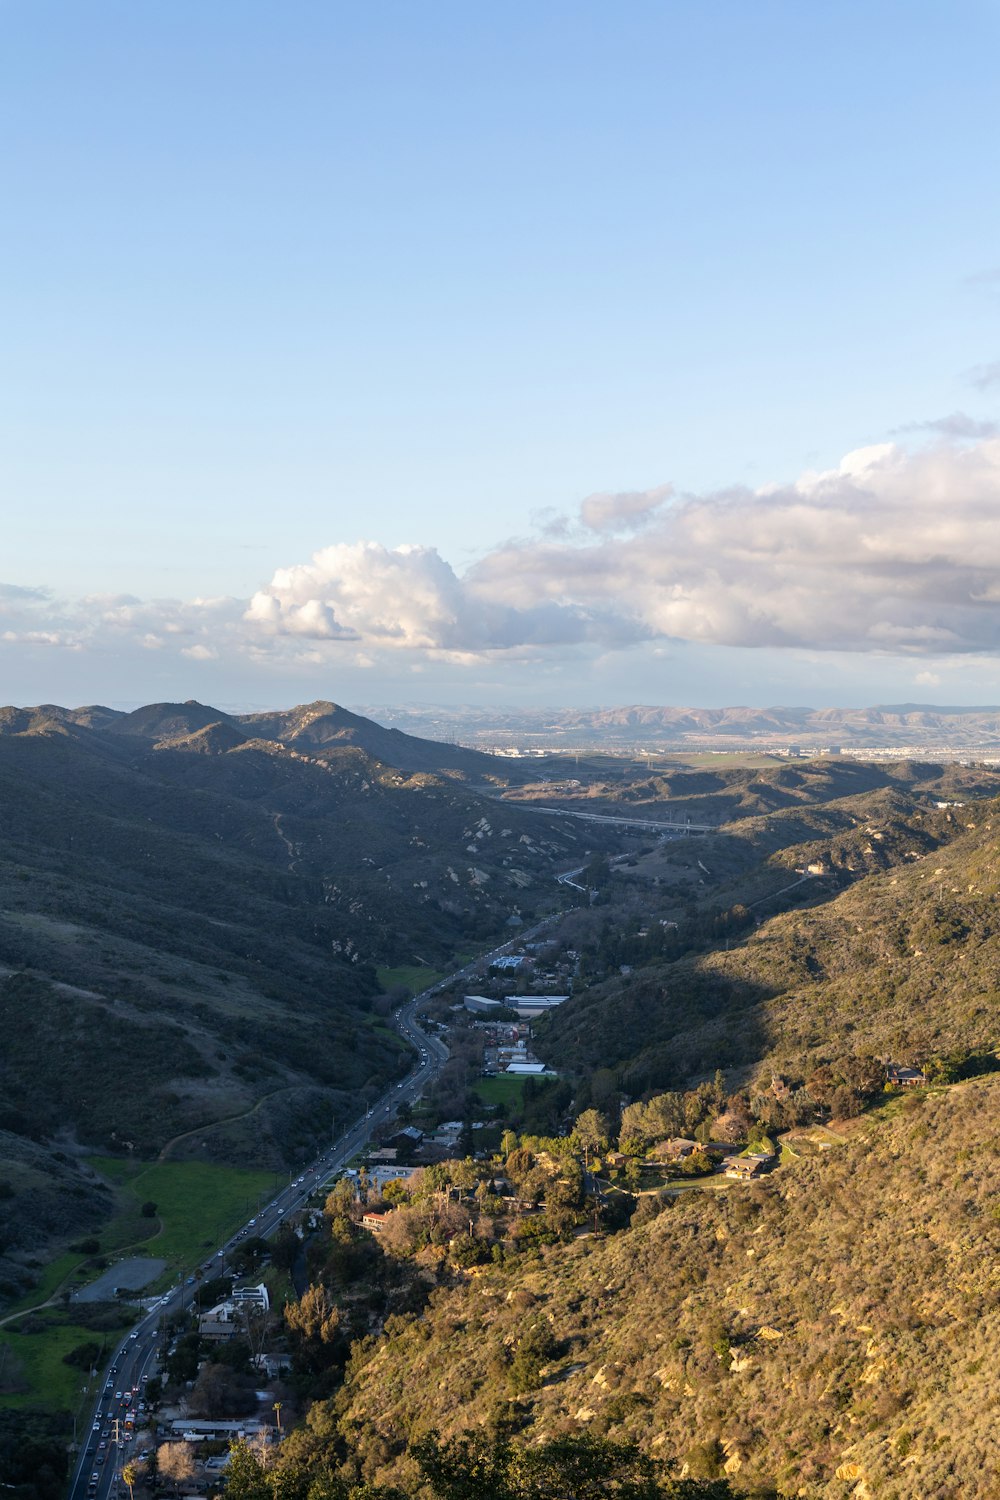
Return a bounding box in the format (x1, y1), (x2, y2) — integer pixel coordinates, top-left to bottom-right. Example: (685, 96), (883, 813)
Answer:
(65, 917), (559, 1500)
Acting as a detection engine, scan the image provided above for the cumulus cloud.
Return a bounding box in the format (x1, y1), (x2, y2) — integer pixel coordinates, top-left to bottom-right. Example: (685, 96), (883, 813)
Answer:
(464, 438), (1000, 655)
(244, 540), (631, 652)
(8, 436), (1000, 673)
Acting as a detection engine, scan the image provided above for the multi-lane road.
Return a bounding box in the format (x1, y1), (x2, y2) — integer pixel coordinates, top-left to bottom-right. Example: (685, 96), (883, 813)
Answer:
(66, 921), (557, 1500)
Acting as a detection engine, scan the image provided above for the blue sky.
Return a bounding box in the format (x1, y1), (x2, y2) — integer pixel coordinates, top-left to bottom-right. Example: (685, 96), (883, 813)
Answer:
(4, 0), (1000, 709)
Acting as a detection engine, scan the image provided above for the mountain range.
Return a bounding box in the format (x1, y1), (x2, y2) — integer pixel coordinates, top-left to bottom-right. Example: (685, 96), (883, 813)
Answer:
(354, 701), (1000, 752)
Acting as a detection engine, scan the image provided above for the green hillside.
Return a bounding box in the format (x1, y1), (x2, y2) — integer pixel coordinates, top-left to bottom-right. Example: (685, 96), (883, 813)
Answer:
(0, 701), (606, 1302)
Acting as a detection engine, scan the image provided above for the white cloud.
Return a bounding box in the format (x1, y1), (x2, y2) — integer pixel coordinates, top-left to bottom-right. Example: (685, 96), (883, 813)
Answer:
(915, 670), (941, 687)
(1, 629), (80, 649)
(465, 439), (1000, 656)
(244, 540), (625, 653)
(7, 436), (1000, 678)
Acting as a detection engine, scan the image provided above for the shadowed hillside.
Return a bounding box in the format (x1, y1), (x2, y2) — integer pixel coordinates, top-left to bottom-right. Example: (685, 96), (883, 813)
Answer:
(0, 700), (608, 1298)
(539, 791), (1000, 1092)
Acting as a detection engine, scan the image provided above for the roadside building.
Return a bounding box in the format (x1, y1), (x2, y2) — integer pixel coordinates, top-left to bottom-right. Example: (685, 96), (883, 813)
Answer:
(198, 1303), (241, 1342)
(510, 994), (569, 1019)
(230, 1282), (269, 1312)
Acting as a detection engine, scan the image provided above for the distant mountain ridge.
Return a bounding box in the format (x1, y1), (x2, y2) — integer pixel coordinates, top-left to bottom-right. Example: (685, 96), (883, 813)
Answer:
(0, 697), (502, 776)
(16, 697), (1000, 757)
(353, 700), (1000, 751)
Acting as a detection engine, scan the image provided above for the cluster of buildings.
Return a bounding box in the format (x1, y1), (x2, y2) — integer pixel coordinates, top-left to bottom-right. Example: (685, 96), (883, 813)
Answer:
(462, 1010), (559, 1077)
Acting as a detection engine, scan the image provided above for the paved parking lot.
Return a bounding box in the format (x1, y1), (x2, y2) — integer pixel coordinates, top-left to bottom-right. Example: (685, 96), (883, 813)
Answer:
(72, 1257), (167, 1302)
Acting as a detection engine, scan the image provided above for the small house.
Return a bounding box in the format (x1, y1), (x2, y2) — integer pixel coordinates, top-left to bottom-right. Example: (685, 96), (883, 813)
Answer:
(885, 1063), (928, 1088)
(651, 1137), (698, 1161)
(726, 1156), (768, 1180)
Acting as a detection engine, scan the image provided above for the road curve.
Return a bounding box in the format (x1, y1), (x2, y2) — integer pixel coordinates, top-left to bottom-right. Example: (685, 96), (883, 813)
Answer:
(65, 918), (558, 1500)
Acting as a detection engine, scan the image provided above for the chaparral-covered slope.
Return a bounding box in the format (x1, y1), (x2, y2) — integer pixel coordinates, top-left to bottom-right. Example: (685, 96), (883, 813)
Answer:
(0, 700), (606, 1295)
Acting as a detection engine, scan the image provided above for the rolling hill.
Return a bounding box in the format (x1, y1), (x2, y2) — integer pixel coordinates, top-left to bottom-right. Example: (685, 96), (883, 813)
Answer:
(538, 779), (1000, 1095)
(0, 699), (606, 1299)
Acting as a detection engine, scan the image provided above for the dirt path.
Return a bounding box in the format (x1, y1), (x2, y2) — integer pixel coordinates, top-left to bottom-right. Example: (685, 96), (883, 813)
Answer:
(272, 812), (302, 873)
(0, 1285), (77, 1328)
(156, 1085), (300, 1161)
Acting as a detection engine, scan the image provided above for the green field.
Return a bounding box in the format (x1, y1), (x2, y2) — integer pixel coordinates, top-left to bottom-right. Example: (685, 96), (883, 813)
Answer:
(0, 1158), (278, 1413)
(376, 963), (447, 994)
(0, 1314), (116, 1413)
(471, 1074), (543, 1109)
(91, 1157), (278, 1269)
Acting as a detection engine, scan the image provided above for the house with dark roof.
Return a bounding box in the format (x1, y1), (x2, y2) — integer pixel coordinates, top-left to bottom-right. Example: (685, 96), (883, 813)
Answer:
(885, 1063), (928, 1088)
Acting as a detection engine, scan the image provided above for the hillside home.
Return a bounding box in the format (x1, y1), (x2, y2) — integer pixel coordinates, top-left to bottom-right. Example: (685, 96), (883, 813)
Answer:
(885, 1063), (928, 1088)
(368, 1163), (419, 1193)
(650, 1137), (698, 1161)
(726, 1156), (769, 1180)
(361, 1210), (392, 1234)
